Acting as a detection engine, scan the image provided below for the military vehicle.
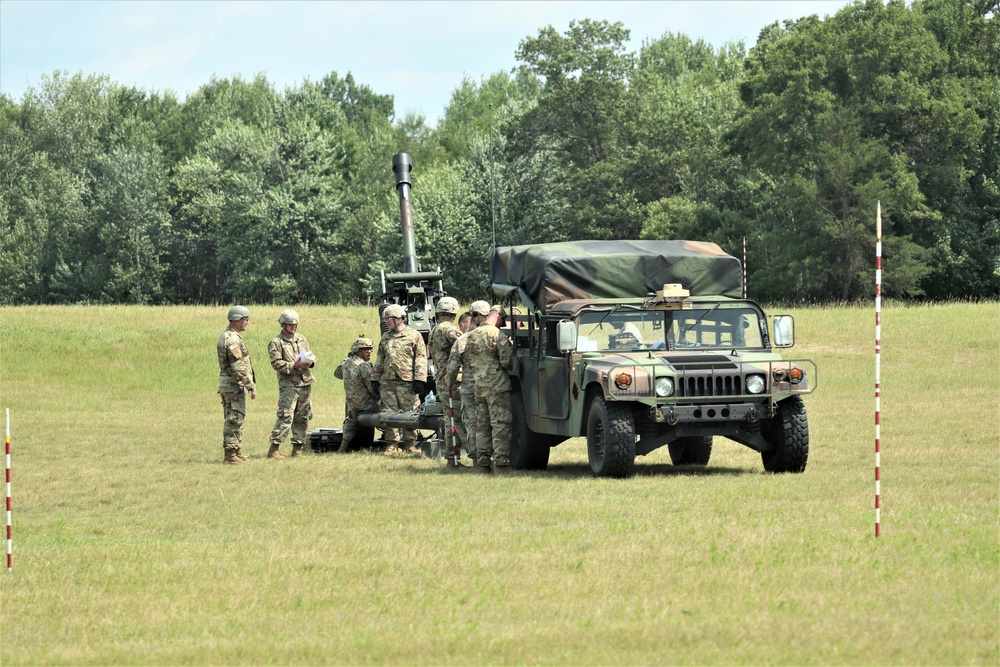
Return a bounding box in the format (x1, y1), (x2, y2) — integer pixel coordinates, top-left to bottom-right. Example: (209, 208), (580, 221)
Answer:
(485, 240), (816, 478)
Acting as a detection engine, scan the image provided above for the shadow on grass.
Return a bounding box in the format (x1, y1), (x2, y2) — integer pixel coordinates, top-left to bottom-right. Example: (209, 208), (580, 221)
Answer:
(399, 460), (756, 479)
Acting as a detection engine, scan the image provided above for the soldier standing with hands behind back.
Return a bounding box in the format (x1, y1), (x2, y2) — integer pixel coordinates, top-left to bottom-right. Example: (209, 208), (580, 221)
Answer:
(217, 306), (256, 465)
(372, 303), (427, 456)
(267, 309), (316, 460)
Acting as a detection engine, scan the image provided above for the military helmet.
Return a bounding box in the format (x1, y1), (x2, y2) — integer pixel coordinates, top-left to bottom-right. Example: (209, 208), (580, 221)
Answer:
(383, 304), (406, 319)
(351, 336), (374, 352)
(227, 305), (251, 321)
(278, 309), (300, 325)
(436, 296), (459, 315)
(469, 300), (491, 316)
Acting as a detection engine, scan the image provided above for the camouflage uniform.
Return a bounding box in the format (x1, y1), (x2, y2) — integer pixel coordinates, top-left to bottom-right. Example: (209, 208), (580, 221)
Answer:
(218, 326), (255, 459)
(447, 327), (478, 462)
(465, 322), (513, 468)
(429, 317), (466, 458)
(268, 330), (316, 453)
(372, 325), (427, 448)
(335, 347), (379, 452)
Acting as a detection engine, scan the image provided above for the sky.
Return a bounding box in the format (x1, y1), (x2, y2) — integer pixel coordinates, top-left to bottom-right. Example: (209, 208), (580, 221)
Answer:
(1, 0), (851, 123)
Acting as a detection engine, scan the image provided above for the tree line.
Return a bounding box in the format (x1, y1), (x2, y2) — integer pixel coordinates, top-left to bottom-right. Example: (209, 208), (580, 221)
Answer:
(1, 0), (997, 306)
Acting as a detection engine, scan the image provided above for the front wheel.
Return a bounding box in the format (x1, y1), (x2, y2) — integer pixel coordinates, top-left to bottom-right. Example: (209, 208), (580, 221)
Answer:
(509, 390), (550, 470)
(668, 436), (713, 466)
(761, 396), (809, 473)
(586, 395), (636, 478)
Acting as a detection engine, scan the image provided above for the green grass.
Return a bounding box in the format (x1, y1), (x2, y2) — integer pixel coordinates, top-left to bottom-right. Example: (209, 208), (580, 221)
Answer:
(0, 303), (997, 665)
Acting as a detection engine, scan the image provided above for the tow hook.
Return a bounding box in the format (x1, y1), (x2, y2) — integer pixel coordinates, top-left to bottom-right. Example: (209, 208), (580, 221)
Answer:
(662, 406), (678, 426)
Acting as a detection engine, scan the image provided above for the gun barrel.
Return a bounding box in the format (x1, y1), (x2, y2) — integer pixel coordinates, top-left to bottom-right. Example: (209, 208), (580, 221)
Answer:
(392, 153), (418, 273)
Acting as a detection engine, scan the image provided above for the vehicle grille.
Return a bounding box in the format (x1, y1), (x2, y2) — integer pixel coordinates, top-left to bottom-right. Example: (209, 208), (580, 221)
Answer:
(680, 373), (742, 398)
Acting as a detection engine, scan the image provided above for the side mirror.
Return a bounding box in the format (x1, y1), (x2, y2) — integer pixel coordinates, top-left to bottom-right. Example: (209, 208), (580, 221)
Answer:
(772, 315), (795, 348)
(557, 321), (578, 353)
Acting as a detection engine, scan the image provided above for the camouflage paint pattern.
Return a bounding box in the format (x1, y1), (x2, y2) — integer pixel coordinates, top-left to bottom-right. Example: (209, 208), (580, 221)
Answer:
(429, 319), (463, 453)
(217, 327), (255, 451)
(372, 326), (427, 383)
(465, 323), (513, 466)
(268, 332), (316, 387)
(379, 378), (419, 445)
(270, 384), (313, 447)
(340, 353), (380, 450)
(447, 327), (478, 459)
(268, 330), (316, 447)
(491, 240), (743, 313)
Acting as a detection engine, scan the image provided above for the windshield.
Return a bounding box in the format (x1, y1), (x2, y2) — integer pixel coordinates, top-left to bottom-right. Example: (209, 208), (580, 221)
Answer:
(577, 306), (765, 351)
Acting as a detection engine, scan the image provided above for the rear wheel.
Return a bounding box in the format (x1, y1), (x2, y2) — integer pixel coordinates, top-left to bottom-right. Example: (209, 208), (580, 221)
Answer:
(509, 390), (550, 470)
(586, 396), (636, 478)
(761, 396), (809, 473)
(668, 436), (713, 466)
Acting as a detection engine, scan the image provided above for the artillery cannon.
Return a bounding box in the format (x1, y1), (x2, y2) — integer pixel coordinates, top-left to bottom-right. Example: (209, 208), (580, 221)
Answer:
(377, 152), (446, 343)
(308, 153), (450, 456)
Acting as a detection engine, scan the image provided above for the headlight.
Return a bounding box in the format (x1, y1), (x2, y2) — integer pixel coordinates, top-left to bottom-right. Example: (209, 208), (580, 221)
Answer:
(655, 377), (675, 397)
(745, 374), (766, 394)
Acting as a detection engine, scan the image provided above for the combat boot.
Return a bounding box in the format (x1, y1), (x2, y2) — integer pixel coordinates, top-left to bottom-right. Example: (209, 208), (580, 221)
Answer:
(267, 443), (285, 460)
(475, 464), (492, 474)
(235, 449), (249, 462)
(291, 444), (307, 458)
(383, 442), (401, 456)
(403, 440), (421, 456)
(492, 464), (512, 475)
(223, 449), (245, 465)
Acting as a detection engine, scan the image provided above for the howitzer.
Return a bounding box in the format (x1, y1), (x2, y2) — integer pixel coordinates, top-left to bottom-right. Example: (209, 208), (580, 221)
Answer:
(379, 152), (446, 343)
(307, 153), (452, 458)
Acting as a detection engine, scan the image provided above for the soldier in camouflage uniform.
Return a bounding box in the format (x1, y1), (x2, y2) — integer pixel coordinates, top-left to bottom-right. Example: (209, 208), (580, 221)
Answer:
(447, 309), (479, 466)
(372, 303), (428, 456)
(267, 309), (316, 459)
(428, 297), (466, 465)
(217, 306), (257, 464)
(466, 301), (514, 472)
(335, 335), (379, 453)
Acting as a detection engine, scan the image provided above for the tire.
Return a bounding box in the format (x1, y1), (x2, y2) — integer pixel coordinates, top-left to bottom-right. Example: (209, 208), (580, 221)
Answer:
(586, 395), (636, 478)
(509, 390), (550, 470)
(668, 436), (713, 466)
(761, 396), (809, 473)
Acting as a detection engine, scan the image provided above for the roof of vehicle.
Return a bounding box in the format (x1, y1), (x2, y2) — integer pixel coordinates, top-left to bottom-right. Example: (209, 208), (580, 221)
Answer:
(490, 240), (743, 312)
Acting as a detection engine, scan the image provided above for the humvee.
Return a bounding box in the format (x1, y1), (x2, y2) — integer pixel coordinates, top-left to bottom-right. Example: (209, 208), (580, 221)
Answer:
(486, 240), (816, 478)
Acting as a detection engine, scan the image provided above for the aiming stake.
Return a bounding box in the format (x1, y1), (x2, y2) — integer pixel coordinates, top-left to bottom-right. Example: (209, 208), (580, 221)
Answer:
(875, 203), (882, 538)
(742, 236), (747, 299)
(6, 408), (11, 569)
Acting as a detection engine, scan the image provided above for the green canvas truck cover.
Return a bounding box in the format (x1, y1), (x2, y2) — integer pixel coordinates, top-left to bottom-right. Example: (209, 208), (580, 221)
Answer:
(490, 240), (743, 312)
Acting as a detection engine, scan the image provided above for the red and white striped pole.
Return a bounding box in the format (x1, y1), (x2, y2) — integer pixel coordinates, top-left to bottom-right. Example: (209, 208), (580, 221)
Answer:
(6, 408), (11, 569)
(742, 237), (747, 299)
(875, 203), (882, 538)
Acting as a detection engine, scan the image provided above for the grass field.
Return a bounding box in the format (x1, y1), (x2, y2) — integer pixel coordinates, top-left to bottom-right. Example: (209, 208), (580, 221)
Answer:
(0, 302), (997, 665)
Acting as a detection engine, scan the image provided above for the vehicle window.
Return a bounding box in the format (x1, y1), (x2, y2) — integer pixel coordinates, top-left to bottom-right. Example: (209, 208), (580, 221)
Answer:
(578, 311), (664, 351)
(671, 308), (763, 349)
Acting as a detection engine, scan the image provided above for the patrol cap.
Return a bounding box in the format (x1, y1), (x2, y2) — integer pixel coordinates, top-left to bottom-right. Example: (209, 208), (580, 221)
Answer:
(278, 308), (300, 325)
(436, 296), (459, 315)
(228, 305), (251, 321)
(351, 336), (374, 352)
(469, 300), (490, 316)
(383, 304), (406, 319)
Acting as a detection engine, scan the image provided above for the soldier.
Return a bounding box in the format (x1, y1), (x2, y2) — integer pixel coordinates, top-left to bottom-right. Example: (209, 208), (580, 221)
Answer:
(372, 303), (428, 456)
(267, 309), (316, 459)
(428, 297), (467, 466)
(467, 303), (514, 473)
(447, 308), (480, 467)
(217, 306), (256, 464)
(335, 335), (379, 453)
